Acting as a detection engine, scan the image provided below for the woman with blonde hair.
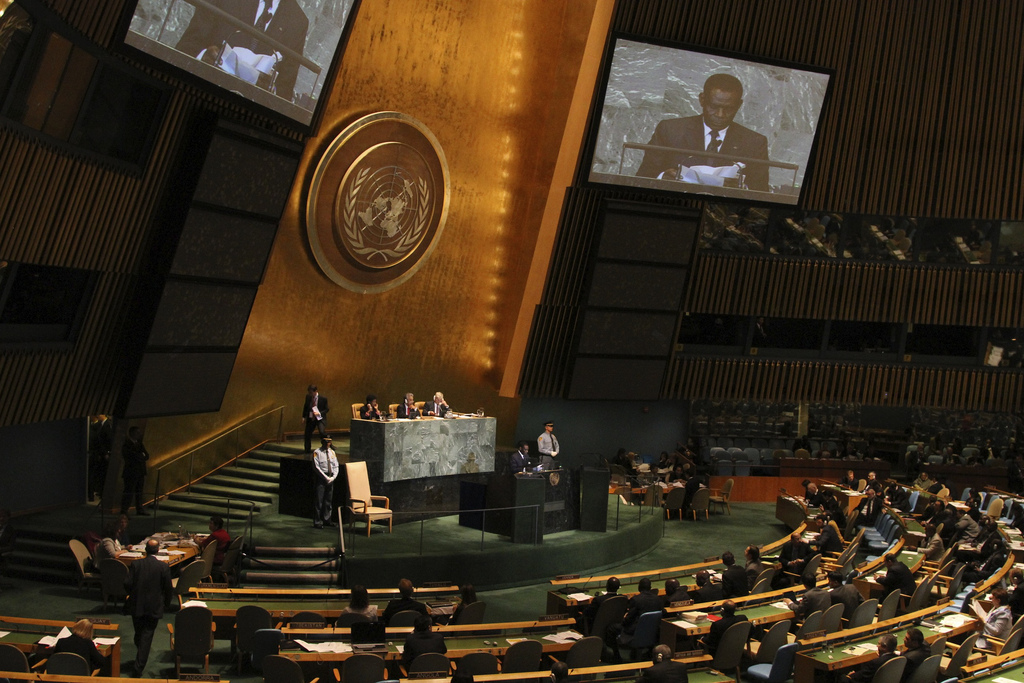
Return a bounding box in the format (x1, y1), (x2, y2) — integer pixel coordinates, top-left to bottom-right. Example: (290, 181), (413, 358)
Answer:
(44, 618), (105, 671)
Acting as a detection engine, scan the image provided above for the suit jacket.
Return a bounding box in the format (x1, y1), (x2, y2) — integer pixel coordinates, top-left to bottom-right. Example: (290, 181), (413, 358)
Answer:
(396, 404), (420, 419)
(779, 540), (811, 569)
(401, 630), (446, 667)
(509, 449), (531, 473)
(878, 561), (916, 597)
(847, 651), (898, 683)
(622, 590), (665, 633)
(704, 613), (747, 655)
(583, 591), (618, 632)
(830, 583), (864, 621)
(636, 115), (770, 191)
(423, 401), (449, 417)
(382, 596), (428, 624)
(816, 524), (843, 554)
(121, 438), (149, 479)
(795, 587), (831, 620)
(745, 561), (766, 590)
(900, 644), (930, 683)
(125, 554), (172, 619)
(176, 0), (308, 101)
(856, 497), (881, 526)
(359, 404), (382, 420)
(688, 582), (723, 604)
(920, 533), (944, 562)
(302, 394), (329, 422)
(721, 565), (749, 598)
(639, 660), (689, 683)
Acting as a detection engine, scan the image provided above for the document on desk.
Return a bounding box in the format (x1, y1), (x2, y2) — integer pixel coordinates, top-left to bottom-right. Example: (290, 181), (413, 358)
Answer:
(94, 637), (120, 646)
(0, 631), (10, 639)
(842, 645), (874, 656)
(542, 631), (582, 644)
(180, 600), (208, 609)
(38, 627), (72, 646)
(567, 593), (591, 602)
(671, 619), (697, 629)
(294, 640), (352, 653)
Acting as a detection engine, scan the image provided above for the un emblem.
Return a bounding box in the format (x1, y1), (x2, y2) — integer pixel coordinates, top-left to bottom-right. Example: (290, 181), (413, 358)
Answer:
(306, 113), (449, 292)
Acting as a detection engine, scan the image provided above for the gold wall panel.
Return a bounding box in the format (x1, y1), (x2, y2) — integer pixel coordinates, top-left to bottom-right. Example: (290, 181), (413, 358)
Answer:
(143, 0), (600, 457)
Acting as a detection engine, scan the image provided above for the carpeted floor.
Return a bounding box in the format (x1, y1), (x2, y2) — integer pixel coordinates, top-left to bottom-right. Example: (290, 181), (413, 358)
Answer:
(0, 500), (789, 680)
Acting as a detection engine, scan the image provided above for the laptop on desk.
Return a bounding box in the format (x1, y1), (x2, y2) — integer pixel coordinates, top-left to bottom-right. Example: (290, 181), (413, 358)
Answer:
(351, 621), (387, 652)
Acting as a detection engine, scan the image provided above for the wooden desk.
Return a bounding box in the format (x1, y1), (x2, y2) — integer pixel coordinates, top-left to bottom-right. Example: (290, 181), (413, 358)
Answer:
(660, 603), (795, 650)
(853, 549), (924, 600)
(116, 535), (198, 569)
(0, 616), (121, 676)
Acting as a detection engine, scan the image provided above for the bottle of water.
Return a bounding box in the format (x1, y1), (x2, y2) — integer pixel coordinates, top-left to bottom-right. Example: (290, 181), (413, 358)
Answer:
(177, 524), (183, 540)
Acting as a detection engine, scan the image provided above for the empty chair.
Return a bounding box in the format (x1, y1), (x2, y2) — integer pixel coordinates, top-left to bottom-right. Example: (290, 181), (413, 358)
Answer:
(290, 611), (326, 627)
(733, 438), (750, 449)
(69, 539), (101, 592)
(906, 653), (941, 683)
(456, 651), (499, 676)
(877, 589), (901, 622)
(663, 488), (688, 520)
(745, 642), (798, 683)
(727, 447), (745, 460)
(587, 594), (627, 659)
(793, 611), (823, 642)
(453, 600), (486, 625)
(199, 541), (218, 580)
(216, 535), (244, 585)
(712, 620), (751, 682)
(345, 461), (393, 536)
(98, 558), (128, 609)
(168, 605), (215, 675)
(749, 619), (790, 664)
(44, 652), (94, 676)
(940, 632), (977, 679)
(710, 479), (734, 515)
(987, 496), (1005, 519)
(340, 652), (386, 683)
(821, 603), (844, 634)
(502, 639), (543, 673)
(0, 643), (29, 673)
(263, 654), (307, 683)
(251, 629), (283, 672)
(235, 605), (272, 672)
(388, 610), (421, 628)
(715, 460), (734, 476)
(906, 579), (932, 613)
(562, 636), (603, 668)
(336, 613), (371, 627)
(848, 598), (878, 630)
(743, 447), (761, 464)
(689, 488), (711, 521)
(733, 460), (751, 477)
(616, 610), (661, 661)
(406, 652), (450, 676)
(172, 559), (209, 603)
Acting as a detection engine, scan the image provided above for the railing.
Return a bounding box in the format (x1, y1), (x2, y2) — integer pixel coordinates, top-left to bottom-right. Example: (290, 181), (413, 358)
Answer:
(150, 494), (256, 550)
(153, 405), (285, 507)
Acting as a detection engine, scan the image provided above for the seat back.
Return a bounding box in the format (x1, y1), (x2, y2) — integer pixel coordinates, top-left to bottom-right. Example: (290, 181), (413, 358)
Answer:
(998, 616), (1024, 654)
(199, 541), (218, 577)
(351, 403), (363, 419)
(565, 636), (603, 668)
(906, 654), (941, 683)
(794, 611), (823, 641)
(341, 653), (386, 683)
(45, 652), (90, 676)
(263, 654), (305, 683)
(174, 559), (209, 598)
(99, 558), (128, 602)
(458, 651), (499, 675)
(715, 460), (734, 476)
(856, 479), (867, 492)
(711, 620), (751, 672)
(821, 603), (844, 634)
(174, 606), (215, 658)
(336, 612), (372, 627)
(848, 598), (877, 630)
(250, 629), (283, 672)
(664, 487), (687, 511)
(453, 600), (486, 625)
(235, 605), (272, 652)
(68, 539), (93, 576)
(346, 461), (373, 505)
(588, 594), (627, 639)
(408, 652), (450, 675)
(941, 632), (977, 679)
(767, 642), (799, 683)
(870, 655), (906, 683)
(802, 554), (822, 582)
(0, 643), (30, 673)
(743, 448), (761, 464)
(751, 576), (772, 595)
(906, 578), (931, 612)
(502, 639), (543, 673)
(690, 488), (711, 517)
(721, 478), (734, 498)
(877, 589), (901, 622)
(290, 611), (325, 627)
(754, 619), (791, 664)
(734, 460), (751, 477)
(928, 636), (946, 656)
(627, 611), (663, 651)
(388, 610), (421, 628)
(987, 496), (1005, 519)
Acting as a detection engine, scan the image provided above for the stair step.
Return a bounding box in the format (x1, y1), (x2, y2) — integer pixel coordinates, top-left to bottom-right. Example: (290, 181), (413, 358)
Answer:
(204, 474), (279, 492)
(252, 546), (337, 557)
(242, 571), (337, 585)
(158, 498), (255, 520)
(248, 449), (294, 462)
(245, 557), (338, 570)
(233, 458), (280, 473)
(189, 483), (276, 504)
(206, 468), (279, 485)
(260, 442), (308, 456)
(6, 562), (73, 584)
(7, 549), (76, 570)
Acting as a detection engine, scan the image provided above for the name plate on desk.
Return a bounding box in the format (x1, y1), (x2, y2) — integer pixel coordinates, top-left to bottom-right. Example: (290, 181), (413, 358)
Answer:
(538, 614), (564, 622)
(409, 673), (448, 680)
(423, 581), (452, 588)
(555, 574), (580, 581)
(289, 622), (325, 629)
(87, 618), (111, 625)
(180, 675), (220, 681)
(703, 555), (719, 563)
(675, 650), (704, 659)
(203, 583), (229, 589)
(670, 600), (693, 607)
(803, 630), (827, 640)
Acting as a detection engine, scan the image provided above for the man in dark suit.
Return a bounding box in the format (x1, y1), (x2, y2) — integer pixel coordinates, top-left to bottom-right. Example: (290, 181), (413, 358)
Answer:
(663, 578), (690, 605)
(776, 532), (811, 587)
(423, 392), (450, 417)
(682, 473), (707, 516)
(855, 488), (882, 526)
(636, 73), (770, 191)
(120, 426), (150, 515)
(301, 384), (329, 452)
(840, 633), (898, 683)
(814, 515), (843, 555)
(124, 539), (172, 676)
(827, 571), (864, 622)
(786, 574), (830, 621)
(701, 600), (747, 656)
(688, 570), (723, 604)
(510, 441), (532, 473)
(639, 644), (689, 683)
(175, 0), (309, 101)
(609, 577), (664, 660)
(720, 551), (749, 599)
(396, 393), (421, 419)
(582, 576), (620, 635)
(877, 554), (916, 598)
(381, 578), (428, 625)
(899, 628), (929, 683)
(401, 615), (446, 668)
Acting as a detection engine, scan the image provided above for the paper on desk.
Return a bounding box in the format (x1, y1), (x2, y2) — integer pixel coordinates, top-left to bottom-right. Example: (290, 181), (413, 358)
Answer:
(38, 627), (72, 647)
(294, 639), (352, 653)
(672, 620), (697, 629)
(0, 631), (9, 639)
(156, 555), (172, 562)
(542, 631), (582, 644)
(180, 600), (208, 608)
(94, 637), (120, 646)
(993, 677), (1023, 683)
(771, 601), (790, 610)
(940, 613), (973, 627)
(121, 551), (144, 558)
(842, 645), (873, 656)
(165, 549), (186, 556)
(507, 638), (527, 645)
(567, 593), (591, 602)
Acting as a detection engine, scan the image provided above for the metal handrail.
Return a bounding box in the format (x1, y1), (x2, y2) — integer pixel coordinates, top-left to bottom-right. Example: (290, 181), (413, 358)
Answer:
(153, 405), (285, 505)
(150, 493), (256, 550)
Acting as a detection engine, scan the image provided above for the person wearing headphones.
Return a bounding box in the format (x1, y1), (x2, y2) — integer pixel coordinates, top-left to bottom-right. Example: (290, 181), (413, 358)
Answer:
(638, 644), (688, 683)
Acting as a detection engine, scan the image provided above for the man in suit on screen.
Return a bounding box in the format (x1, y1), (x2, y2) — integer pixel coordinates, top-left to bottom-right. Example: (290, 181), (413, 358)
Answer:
(636, 73), (770, 191)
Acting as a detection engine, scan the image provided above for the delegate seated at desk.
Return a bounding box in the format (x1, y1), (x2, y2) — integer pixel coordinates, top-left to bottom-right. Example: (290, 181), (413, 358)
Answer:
(382, 578), (429, 625)
(359, 394), (383, 420)
(38, 618), (105, 672)
(423, 392), (449, 417)
(396, 393), (420, 419)
(510, 441), (532, 473)
(839, 633), (898, 683)
(639, 644), (689, 683)
(401, 615), (446, 668)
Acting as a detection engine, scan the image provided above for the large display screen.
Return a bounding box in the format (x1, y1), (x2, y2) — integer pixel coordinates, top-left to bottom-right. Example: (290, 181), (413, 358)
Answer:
(119, 0), (360, 129)
(587, 36), (832, 206)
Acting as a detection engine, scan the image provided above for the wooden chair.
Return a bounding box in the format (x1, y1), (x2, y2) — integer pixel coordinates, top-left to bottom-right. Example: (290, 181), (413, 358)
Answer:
(351, 402), (363, 419)
(709, 478), (734, 515)
(689, 488), (711, 521)
(663, 488), (687, 519)
(167, 605), (215, 675)
(344, 461), (393, 536)
(68, 539), (100, 592)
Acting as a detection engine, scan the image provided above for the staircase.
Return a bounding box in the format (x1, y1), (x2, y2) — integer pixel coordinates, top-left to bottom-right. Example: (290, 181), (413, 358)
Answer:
(242, 545), (341, 586)
(5, 526), (79, 584)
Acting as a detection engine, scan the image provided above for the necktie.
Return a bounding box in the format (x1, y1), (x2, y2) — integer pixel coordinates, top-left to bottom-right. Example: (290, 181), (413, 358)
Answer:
(708, 130), (721, 154)
(256, 2), (273, 31)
